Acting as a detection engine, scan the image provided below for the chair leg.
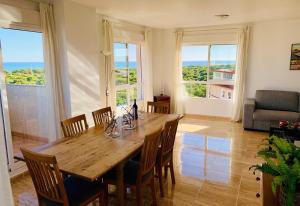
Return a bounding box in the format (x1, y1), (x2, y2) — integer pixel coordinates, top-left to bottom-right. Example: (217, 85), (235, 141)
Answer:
(170, 158), (176, 184)
(136, 186), (142, 206)
(164, 166), (168, 179)
(103, 183), (108, 206)
(157, 165), (164, 197)
(150, 178), (158, 206)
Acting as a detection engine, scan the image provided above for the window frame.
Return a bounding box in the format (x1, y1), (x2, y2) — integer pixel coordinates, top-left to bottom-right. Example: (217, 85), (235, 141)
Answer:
(181, 43), (238, 101)
(113, 41), (143, 107)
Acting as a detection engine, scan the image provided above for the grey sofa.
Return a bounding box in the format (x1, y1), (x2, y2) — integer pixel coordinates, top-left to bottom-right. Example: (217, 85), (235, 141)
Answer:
(243, 90), (300, 131)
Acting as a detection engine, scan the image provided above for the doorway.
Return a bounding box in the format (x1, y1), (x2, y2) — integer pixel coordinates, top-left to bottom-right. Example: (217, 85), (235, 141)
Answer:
(0, 28), (56, 172)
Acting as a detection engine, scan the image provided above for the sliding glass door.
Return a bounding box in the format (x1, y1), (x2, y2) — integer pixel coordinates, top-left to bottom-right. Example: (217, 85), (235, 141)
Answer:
(0, 28), (56, 172)
(0, 40), (13, 170)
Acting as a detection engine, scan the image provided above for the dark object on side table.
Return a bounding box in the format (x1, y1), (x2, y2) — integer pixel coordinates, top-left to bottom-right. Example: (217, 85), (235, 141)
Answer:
(270, 126), (300, 142)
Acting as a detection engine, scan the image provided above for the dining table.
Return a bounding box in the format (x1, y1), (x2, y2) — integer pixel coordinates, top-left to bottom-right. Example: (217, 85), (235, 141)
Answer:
(15, 112), (179, 206)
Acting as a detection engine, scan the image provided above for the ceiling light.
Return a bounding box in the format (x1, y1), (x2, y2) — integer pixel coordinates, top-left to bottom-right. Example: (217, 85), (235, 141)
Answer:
(214, 14), (230, 20)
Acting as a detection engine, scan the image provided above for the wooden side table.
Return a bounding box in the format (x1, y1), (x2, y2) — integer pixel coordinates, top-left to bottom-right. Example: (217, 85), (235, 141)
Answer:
(153, 95), (171, 114)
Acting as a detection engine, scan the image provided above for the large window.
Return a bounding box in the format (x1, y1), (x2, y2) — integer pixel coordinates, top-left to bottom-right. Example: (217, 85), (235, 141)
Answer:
(114, 42), (142, 107)
(182, 44), (237, 100)
(0, 28), (45, 85)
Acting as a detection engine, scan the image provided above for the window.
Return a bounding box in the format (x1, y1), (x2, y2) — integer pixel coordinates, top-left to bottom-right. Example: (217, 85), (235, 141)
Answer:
(182, 44), (237, 100)
(0, 28), (45, 85)
(114, 42), (142, 107)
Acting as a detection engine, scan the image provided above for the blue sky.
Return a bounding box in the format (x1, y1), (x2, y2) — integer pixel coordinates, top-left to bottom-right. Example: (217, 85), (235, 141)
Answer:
(0, 28), (44, 63)
(182, 45), (237, 61)
(114, 42), (137, 62)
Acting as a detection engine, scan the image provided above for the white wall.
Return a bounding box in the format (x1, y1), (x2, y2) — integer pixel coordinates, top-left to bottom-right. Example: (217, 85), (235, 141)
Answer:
(53, 0), (104, 125)
(246, 19), (300, 98)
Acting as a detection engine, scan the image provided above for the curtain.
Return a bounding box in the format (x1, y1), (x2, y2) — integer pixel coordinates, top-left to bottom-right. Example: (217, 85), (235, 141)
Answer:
(102, 19), (115, 110)
(40, 3), (67, 138)
(142, 29), (153, 110)
(173, 31), (185, 114)
(231, 26), (250, 121)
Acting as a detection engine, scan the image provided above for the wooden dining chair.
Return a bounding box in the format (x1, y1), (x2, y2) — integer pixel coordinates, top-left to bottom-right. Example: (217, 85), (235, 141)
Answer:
(92, 107), (112, 126)
(61, 114), (89, 138)
(21, 147), (103, 206)
(147, 101), (170, 114)
(156, 117), (179, 197)
(103, 127), (163, 206)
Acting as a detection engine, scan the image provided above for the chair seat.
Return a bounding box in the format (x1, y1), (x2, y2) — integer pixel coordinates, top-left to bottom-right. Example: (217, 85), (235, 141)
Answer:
(104, 160), (153, 185)
(41, 176), (102, 206)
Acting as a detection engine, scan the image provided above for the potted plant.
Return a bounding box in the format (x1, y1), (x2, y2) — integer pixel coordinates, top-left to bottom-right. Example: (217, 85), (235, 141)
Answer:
(250, 136), (300, 206)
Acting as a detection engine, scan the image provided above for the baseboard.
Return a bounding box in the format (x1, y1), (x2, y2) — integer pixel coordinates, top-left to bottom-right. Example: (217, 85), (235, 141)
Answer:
(184, 114), (231, 121)
(12, 131), (49, 143)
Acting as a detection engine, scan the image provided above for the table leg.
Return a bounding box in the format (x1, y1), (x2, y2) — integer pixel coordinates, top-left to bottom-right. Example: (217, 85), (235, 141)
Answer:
(116, 162), (125, 206)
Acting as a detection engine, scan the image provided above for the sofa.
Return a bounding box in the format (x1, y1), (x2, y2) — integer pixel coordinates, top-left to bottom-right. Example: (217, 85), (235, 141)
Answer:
(243, 90), (300, 131)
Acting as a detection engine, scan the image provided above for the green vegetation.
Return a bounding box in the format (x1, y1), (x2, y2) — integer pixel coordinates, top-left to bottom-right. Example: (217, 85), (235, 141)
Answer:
(250, 136), (300, 206)
(4, 69), (45, 85)
(182, 64), (235, 97)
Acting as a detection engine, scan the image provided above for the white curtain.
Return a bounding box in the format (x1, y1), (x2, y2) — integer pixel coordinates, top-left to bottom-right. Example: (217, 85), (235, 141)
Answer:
(102, 19), (116, 110)
(173, 31), (185, 114)
(40, 3), (67, 138)
(231, 26), (250, 121)
(142, 29), (153, 110)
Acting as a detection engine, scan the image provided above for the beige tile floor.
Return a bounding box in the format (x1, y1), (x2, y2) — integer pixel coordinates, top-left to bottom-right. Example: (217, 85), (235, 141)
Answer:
(11, 117), (267, 206)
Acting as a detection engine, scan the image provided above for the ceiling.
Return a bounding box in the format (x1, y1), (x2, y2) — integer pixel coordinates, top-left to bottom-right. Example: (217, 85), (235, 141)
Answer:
(71, 0), (300, 28)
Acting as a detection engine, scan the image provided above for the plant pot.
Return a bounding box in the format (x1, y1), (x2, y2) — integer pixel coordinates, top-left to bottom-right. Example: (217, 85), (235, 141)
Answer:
(277, 185), (300, 206)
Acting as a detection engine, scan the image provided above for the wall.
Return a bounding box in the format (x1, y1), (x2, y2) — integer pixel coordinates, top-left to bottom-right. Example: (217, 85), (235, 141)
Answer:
(152, 29), (176, 101)
(53, 0), (104, 125)
(246, 18), (300, 97)
(6, 85), (56, 141)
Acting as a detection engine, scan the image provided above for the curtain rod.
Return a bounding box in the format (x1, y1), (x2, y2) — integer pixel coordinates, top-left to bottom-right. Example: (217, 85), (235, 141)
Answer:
(177, 23), (251, 33)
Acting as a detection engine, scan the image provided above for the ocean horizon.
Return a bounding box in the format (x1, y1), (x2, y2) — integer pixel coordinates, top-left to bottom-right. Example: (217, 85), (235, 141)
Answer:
(2, 60), (236, 72)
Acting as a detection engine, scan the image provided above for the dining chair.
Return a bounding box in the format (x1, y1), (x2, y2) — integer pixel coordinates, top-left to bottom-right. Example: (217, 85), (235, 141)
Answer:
(147, 101), (170, 114)
(156, 117), (179, 197)
(21, 147), (103, 206)
(92, 107), (112, 126)
(103, 127), (163, 206)
(61, 114), (89, 138)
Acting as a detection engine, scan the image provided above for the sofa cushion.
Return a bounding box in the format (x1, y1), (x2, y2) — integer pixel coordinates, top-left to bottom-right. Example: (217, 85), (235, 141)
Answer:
(255, 90), (299, 112)
(253, 109), (299, 121)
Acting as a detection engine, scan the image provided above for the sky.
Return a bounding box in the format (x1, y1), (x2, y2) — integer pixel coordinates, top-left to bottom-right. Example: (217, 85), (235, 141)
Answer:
(114, 42), (137, 62)
(182, 44), (237, 61)
(0, 28), (44, 63)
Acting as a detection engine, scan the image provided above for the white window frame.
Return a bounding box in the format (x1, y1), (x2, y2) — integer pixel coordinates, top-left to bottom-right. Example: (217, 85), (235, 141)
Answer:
(114, 41), (143, 107)
(181, 43), (237, 101)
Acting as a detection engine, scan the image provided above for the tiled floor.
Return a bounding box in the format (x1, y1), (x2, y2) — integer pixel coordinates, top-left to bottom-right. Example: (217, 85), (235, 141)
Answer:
(12, 134), (46, 157)
(11, 117), (267, 206)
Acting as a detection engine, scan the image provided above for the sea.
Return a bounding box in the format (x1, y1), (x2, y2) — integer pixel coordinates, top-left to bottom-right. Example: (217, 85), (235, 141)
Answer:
(2, 60), (235, 72)
(3, 62), (44, 72)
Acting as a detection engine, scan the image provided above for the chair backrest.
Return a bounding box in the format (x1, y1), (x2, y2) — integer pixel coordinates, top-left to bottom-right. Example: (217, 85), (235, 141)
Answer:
(161, 117), (179, 157)
(139, 127), (162, 181)
(21, 148), (68, 205)
(147, 101), (170, 114)
(92, 107), (112, 126)
(61, 114), (88, 138)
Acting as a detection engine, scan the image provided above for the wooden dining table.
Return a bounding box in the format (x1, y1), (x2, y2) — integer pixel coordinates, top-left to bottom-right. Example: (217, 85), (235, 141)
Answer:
(15, 112), (179, 206)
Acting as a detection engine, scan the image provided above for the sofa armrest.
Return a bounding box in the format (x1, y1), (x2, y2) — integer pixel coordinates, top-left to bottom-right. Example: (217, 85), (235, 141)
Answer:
(243, 98), (256, 129)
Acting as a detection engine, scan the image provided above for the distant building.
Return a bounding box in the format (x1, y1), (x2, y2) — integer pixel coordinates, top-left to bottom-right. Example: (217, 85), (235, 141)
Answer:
(211, 69), (235, 81)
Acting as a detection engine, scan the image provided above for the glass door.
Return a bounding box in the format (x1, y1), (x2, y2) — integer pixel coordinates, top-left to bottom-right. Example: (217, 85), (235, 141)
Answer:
(0, 40), (13, 170)
(0, 28), (56, 173)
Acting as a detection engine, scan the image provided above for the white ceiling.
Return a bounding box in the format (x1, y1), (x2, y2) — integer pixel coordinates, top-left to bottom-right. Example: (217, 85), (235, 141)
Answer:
(71, 0), (300, 28)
